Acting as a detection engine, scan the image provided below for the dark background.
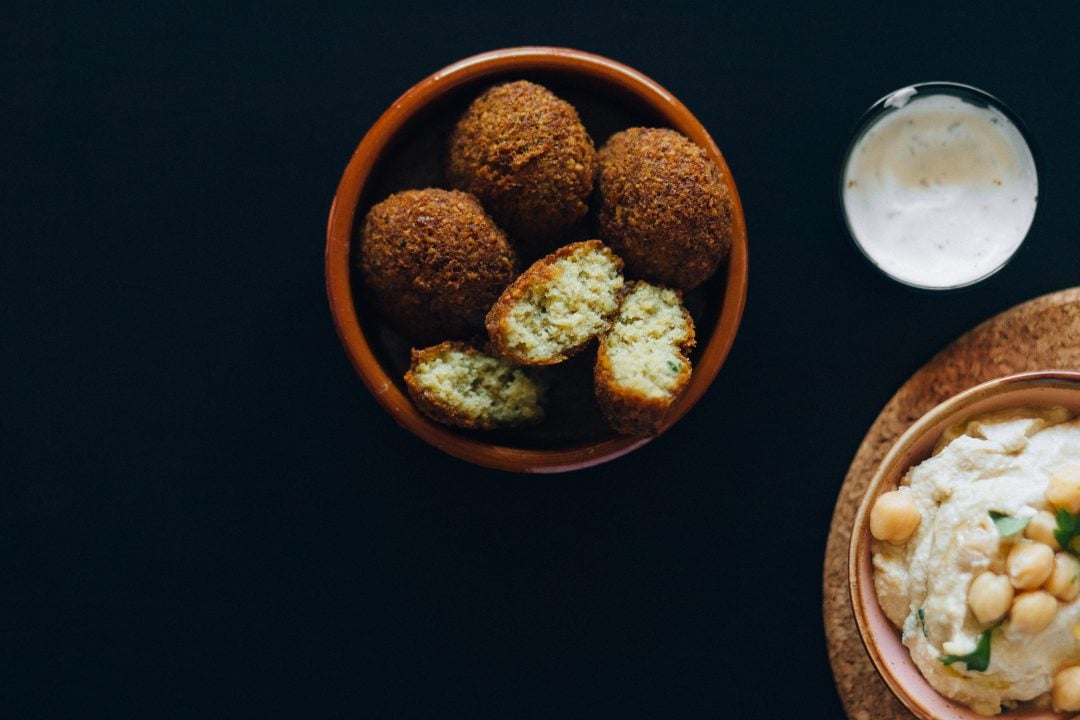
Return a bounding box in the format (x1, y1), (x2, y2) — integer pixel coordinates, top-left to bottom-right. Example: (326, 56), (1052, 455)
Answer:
(7, 2), (1080, 717)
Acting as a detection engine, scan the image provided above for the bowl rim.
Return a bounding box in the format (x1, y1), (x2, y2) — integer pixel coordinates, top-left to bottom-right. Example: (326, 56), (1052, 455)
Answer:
(325, 46), (749, 473)
(848, 369), (1080, 719)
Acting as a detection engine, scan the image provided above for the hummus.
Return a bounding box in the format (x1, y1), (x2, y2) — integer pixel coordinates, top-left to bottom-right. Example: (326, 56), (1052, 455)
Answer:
(873, 407), (1080, 715)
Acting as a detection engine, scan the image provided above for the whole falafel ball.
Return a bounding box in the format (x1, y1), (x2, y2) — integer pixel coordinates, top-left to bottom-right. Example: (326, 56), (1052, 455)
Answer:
(359, 188), (518, 342)
(447, 80), (596, 252)
(597, 127), (732, 290)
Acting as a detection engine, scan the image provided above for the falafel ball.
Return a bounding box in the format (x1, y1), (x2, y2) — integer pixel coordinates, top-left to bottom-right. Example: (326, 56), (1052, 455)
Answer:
(447, 80), (596, 252)
(359, 188), (518, 342)
(597, 127), (732, 289)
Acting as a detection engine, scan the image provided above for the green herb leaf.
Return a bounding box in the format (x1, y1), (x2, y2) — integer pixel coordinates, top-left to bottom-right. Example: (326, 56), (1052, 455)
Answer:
(1055, 508), (1080, 556)
(940, 625), (995, 672)
(917, 608), (928, 638)
(988, 511), (1030, 538)
(667, 360), (680, 373)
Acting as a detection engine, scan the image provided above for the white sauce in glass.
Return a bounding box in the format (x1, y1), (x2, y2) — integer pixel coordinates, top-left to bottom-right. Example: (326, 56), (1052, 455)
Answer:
(842, 88), (1038, 289)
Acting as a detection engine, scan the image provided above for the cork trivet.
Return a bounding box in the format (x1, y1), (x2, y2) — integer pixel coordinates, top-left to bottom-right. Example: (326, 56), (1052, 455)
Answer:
(823, 287), (1080, 719)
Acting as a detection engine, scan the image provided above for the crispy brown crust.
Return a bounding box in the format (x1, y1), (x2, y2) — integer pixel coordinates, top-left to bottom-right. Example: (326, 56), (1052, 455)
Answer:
(594, 282), (695, 436)
(597, 127), (732, 290)
(403, 341), (543, 430)
(447, 80), (596, 253)
(359, 189), (518, 343)
(485, 240), (623, 366)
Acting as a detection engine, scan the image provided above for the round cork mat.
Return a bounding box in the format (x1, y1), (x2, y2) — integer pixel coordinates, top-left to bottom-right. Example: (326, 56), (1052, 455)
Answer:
(823, 287), (1080, 719)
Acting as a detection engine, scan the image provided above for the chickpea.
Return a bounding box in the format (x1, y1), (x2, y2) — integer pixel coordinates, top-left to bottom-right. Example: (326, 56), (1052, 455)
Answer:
(1007, 541), (1055, 589)
(967, 572), (1014, 625)
(1010, 591), (1057, 634)
(1046, 465), (1080, 515)
(1053, 666), (1080, 712)
(870, 490), (921, 545)
(1024, 509), (1062, 550)
(1046, 553), (1080, 602)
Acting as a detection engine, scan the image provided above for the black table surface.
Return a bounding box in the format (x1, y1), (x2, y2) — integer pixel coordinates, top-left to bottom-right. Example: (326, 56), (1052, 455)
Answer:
(8, 2), (1080, 717)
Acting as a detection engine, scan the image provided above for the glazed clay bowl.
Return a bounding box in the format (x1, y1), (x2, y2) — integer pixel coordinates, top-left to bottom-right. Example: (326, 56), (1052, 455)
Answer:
(850, 370), (1080, 719)
(325, 47), (748, 473)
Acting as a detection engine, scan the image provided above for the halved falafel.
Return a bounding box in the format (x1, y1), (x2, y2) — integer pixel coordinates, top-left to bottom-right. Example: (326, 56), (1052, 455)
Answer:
(359, 188), (518, 342)
(594, 281), (696, 436)
(447, 80), (596, 253)
(485, 240), (624, 366)
(404, 341), (546, 430)
(597, 127), (732, 290)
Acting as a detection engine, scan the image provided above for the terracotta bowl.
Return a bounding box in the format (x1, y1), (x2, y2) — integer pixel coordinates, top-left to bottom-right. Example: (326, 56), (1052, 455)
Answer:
(850, 370), (1080, 719)
(325, 47), (748, 472)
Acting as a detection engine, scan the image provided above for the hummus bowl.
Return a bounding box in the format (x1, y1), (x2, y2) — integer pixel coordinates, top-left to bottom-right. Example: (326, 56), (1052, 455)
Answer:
(850, 370), (1080, 719)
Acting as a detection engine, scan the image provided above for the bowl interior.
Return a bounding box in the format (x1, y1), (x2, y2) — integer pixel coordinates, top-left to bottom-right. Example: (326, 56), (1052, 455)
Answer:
(328, 49), (748, 471)
(851, 372), (1080, 719)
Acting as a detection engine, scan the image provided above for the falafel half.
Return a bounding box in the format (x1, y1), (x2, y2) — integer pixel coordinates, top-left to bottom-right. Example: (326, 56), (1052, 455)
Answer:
(486, 240), (624, 366)
(404, 341), (546, 430)
(594, 281), (696, 436)
(597, 127), (732, 290)
(447, 80), (596, 253)
(359, 188), (518, 342)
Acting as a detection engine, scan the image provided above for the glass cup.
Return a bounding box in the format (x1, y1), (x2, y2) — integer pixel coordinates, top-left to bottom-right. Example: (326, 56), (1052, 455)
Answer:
(839, 82), (1039, 291)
